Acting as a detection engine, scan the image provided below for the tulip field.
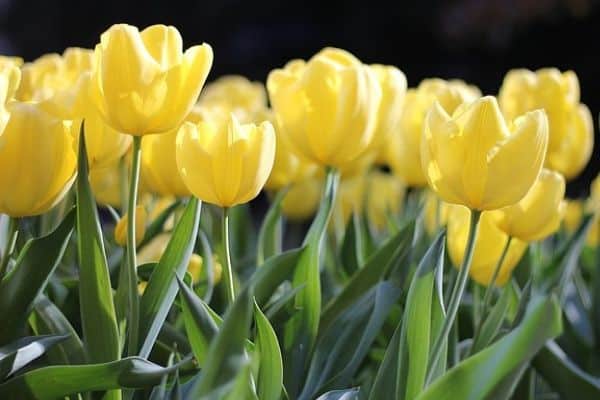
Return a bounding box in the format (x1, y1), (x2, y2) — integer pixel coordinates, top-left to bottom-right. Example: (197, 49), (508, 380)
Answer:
(0, 23), (600, 399)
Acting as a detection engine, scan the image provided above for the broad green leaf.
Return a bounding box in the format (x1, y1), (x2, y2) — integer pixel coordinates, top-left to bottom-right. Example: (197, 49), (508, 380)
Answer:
(29, 295), (86, 365)
(284, 169), (339, 397)
(251, 247), (305, 306)
(340, 212), (365, 276)
(138, 197), (201, 358)
(321, 220), (415, 332)
(138, 199), (182, 249)
(0, 334), (68, 379)
(76, 129), (121, 400)
(257, 188), (286, 266)
(177, 277), (218, 366)
(222, 357), (258, 400)
(254, 302), (284, 400)
(368, 319), (403, 400)
(470, 285), (511, 354)
(0, 210), (74, 343)
(191, 287), (254, 397)
(416, 295), (563, 400)
(533, 341), (600, 400)
(316, 388), (360, 400)
(0, 356), (193, 399)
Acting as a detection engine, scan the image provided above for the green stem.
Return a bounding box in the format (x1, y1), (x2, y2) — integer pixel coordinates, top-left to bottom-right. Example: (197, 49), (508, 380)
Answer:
(426, 209), (481, 384)
(126, 136), (142, 355)
(222, 207), (235, 305)
(0, 217), (18, 280)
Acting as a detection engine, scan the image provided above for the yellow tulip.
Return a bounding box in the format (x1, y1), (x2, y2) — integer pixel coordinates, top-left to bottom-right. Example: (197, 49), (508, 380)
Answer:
(422, 96), (548, 211)
(331, 173), (367, 236)
(176, 114), (276, 207)
(0, 102), (76, 217)
(447, 205), (528, 286)
(198, 75), (268, 122)
(563, 199), (583, 234)
(385, 79), (480, 186)
(77, 110), (132, 170)
(89, 162), (123, 207)
(0, 64), (20, 131)
(114, 205), (146, 246)
(369, 64), (406, 153)
(499, 68), (593, 180)
(490, 169), (565, 242)
(267, 47), (381, 168)
(423, 190), (450, 236)
(281, 175), (323, 221)
(366, 171), (405, 231)
(0, 56), (23, 68)
(90, 24), (213, 135)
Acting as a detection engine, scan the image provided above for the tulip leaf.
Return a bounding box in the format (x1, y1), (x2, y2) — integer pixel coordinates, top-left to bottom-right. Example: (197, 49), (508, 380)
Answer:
(0, 334), (69, 380)
(532, 340), (600, 399)
(138, 197), (201, 358)
(257, 188), (286, 266)
(29, 295), (86, 365)
(316, 388), (360, 400)
(0, 209), (74, 344)
(75, 128), (120, 367)
(284, 168), (339, 397)
(254, 301), (283, 400)
(415, 294), (563, 400)
(340, 212), (365, 276)
(190, 287), (254, 397)
(368, 232), (445, 400)
(0, 356), (193, 399)
(470, 285), (511, 354)
(177, 277), (218, 366)
(321, 220), (415, 331)
(250, 247), (305, 306)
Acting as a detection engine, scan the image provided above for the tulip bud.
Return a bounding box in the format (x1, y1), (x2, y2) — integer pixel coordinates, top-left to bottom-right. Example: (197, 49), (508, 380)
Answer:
(385, 79), (480, 186)
(490, 169), (566, 242)
(176, 113), (276, 207)
(422, 96), (548, 211)
(90, 24), (213, 135)
(267, 47), (382, 168)
(499, 68), (593, 180)
(366, 171), (405, 232)
(114, 205), (147, 246)
(281, 175), (323, 221)
(447, 205), (528, 287)
(0, 102), (76, 217)
(187, 254), (223, 285)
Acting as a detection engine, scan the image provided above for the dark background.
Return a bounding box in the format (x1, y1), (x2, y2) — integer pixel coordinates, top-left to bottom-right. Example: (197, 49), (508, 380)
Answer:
(1, 0), (598, 196)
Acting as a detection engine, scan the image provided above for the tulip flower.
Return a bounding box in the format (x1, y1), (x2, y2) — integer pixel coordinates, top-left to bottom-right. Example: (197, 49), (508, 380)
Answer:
(386, 79), (480, 186)
(198, 75), (268, 123)
(114, 205), (147, 246)
(89, 162), (124, 208)
(563, 199), (583, 234)
(447, 206), (528, 287)
(331, 173), (367, 238)
(281, 176), (323, 221)
(366, 171), (405, 232)
(267, 47), (381, 169)
(176, 113), (275, 303)
(499, 68), (593, 180)
(491, 169), (565, 242)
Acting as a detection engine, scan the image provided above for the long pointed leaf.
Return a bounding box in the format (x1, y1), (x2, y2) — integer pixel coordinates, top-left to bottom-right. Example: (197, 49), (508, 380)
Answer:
(254, 302), (283, 400)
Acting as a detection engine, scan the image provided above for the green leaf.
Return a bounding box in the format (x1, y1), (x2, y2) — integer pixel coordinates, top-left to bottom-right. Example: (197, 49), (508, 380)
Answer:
(340, 212), (365, 276)
(533, 341), (600, 400)
(191, 287), (254, 397)
(416, 295), (563, 400)
(254, 301), (283, 400)
(138, 197), (201, 358)
(177, 277), (218, 366)
(76, 128), (120, 364)
(0, 356), (193, 399)
(0, 334), (68, 379)
(251, 247), (305, 306)
(0, 210), (74, 344)
(138, 199), (182, 249)
(470, 285), (511, 354)
(29, 295), (86, 365)
(257, 188), (286, 266)
(284, 168), (339, 397)
(316, 388), (360, 400)
(321, 220), (415, 332)
(368, 318), (403, 400)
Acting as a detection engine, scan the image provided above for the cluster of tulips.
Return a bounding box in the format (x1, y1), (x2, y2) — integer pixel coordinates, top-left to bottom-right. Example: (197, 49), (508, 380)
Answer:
(0, 22), (599, 400)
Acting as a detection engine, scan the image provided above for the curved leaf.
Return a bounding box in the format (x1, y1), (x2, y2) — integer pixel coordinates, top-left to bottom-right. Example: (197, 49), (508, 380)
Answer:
(257, 188), (286, 266)
(254, 301), (283, 400)
(0, 335), (68, 379)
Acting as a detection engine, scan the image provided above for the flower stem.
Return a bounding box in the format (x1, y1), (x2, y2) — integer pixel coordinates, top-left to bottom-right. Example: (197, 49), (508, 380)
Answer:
(222, 207), (235, 305)
(126, 136), (142, 355)
(426, 209), (481, 384)
(0, 217), (18, 280)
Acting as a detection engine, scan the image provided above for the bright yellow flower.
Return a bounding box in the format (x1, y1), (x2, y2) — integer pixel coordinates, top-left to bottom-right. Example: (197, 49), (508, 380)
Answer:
(499, 68), (593, 180)
(366, 171), (405, 231)
(89, 161), (124, 208)
(176, 114), (276, 207)
(198, 75), (268, 122)
(90, 24), (213, 135)
(281, 175), (323, 221)
(0, 102), (76, 217)
(423, 190), (450, 236)
(422, 96), (548, 211)
(114, 205), (147, 246)
(447, 205), (528, 286)
(0, 64), (20, 131)
(267, 47), (381, 168)
(490, 169), (565, 242)
(385, 79), (480, 186)
(0, 56), (23, 68)
(563, 199), (583, 234)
